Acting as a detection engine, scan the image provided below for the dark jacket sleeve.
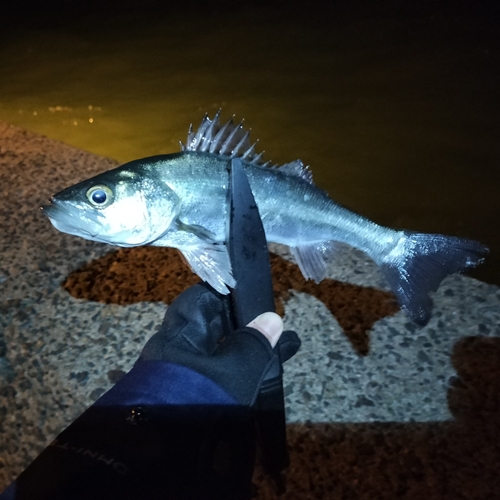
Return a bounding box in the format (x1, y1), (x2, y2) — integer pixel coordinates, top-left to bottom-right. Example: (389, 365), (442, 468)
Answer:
(0, 361), (255, 500)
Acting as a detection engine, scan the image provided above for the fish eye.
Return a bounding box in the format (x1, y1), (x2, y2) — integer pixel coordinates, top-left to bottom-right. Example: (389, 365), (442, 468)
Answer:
(86, 185), (114, 208)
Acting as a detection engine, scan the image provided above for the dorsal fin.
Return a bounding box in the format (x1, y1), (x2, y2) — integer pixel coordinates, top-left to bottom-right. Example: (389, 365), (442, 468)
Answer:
(277, 160), (314, 184)
(180, 112), (314, 185)
(180, 110), (266, 165)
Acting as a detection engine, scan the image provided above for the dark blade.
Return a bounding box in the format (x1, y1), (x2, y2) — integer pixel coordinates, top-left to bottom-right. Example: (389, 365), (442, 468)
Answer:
(227, 158), (289, 491)
(227, 158), (275, 325)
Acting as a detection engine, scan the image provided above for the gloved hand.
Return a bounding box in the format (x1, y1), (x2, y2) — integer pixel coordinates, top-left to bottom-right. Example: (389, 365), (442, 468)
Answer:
(140, 282), (301, 405)
(2, 283), (300, 500)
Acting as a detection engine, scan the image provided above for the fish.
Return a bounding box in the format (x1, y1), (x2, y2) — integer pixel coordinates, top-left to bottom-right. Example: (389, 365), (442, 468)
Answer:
(41, 111), (488, 325)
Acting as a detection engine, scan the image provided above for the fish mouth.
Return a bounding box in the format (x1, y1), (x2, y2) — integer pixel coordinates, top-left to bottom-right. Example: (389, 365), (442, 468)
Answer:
(41, 198), (72, 219)
(40, 199), (101, 240)
(40, 202), (61, 219)
(40, 199), (81, 230)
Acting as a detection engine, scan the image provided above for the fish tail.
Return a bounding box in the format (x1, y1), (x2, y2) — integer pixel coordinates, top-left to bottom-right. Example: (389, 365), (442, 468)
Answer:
(380, 231), (488, 325)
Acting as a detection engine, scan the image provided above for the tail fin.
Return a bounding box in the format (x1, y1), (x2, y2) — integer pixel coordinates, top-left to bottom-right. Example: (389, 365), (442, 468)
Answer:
(380, 231), (488, 325)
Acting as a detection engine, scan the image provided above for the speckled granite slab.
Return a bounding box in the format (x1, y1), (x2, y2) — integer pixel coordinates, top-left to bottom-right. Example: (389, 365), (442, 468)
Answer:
(1, 121), (499, 498)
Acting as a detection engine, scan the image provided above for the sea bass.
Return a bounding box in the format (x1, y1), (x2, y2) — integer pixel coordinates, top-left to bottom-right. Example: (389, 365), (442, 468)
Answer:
(41, 111), (488, 325)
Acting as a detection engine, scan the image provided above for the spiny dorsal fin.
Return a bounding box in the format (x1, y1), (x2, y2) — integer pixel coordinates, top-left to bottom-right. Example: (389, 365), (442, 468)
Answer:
(180, 110), (266, 165)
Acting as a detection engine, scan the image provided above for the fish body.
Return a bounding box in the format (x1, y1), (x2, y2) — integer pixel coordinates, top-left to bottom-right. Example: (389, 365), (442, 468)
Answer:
(42, 112), (488, 325)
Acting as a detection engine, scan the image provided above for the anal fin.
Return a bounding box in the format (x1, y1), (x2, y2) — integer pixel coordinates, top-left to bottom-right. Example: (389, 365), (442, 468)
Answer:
(290, 243), (332, 283)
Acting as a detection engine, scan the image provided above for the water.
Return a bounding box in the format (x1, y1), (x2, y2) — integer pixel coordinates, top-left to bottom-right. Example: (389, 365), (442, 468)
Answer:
(1, 1), (499, 284)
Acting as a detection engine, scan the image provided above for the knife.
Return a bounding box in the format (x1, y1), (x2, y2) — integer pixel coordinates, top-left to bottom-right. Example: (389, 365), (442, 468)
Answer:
(226, 158), (289, 492)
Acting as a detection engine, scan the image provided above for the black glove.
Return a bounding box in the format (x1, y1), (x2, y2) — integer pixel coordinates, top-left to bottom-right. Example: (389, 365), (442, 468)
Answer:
(140, 283), (301, 405)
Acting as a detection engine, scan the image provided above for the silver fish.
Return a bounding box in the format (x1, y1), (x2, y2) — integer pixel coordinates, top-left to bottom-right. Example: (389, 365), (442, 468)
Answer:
(41, 111), (488, 325)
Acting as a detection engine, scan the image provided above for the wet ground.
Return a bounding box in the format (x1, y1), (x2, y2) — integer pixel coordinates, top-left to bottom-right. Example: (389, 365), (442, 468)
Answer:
(1, 0), (499, 283)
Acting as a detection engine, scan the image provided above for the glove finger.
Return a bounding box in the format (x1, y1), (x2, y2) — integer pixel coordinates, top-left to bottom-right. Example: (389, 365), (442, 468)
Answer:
(276, 330), (301, 362)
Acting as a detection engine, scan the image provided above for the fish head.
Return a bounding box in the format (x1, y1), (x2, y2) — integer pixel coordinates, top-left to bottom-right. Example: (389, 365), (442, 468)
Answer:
(41, 165), (180, 246)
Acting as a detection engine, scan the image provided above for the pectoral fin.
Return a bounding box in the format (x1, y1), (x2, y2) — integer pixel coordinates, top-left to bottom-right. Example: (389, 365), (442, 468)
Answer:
(179, 244), (235, 294)
(176, 220), (217, 242)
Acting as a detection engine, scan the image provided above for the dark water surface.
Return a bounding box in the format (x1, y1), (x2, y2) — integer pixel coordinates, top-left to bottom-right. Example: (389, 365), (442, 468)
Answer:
(1, 1), (499, 284)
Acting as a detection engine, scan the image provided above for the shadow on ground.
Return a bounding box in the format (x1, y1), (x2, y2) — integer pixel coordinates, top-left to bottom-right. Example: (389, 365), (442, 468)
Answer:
(62, 247), (399, 355)
(252, 336), (500, 499)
